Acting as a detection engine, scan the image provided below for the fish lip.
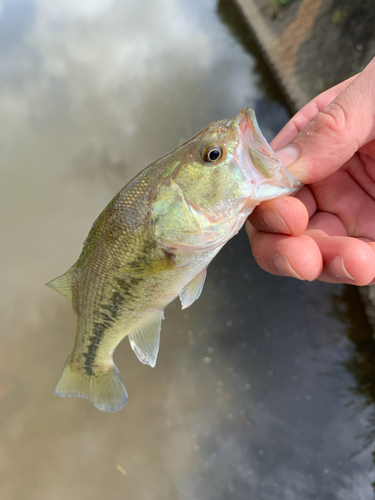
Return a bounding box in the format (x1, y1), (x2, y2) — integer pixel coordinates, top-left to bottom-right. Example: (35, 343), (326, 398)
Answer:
(236, 108), (274, 180)
(237, 109), (251, 140)
(237, 108), (270, 155)
(234, 108), (301, 203)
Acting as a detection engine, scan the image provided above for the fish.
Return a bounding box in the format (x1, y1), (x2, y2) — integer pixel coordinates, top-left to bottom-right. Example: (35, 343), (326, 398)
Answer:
(47, 108), (300, 412)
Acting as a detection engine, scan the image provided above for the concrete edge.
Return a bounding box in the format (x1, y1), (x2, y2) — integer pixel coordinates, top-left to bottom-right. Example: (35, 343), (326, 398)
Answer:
(235, 0), (308, 113)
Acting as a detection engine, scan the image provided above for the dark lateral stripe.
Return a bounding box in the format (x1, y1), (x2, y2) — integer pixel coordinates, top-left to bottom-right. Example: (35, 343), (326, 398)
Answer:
(101, 291), (124, 318)
(101, 312), (114, 324)
(83, 323), (107, 374)
(83, 291), (124, 374)
(115, 276), (140, 299)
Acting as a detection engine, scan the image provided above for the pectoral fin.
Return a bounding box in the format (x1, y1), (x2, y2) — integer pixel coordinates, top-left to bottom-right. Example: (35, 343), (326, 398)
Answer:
(128, 312), (164, 367)
(46, 267), (75, 303)
(179, 268), (207, 310)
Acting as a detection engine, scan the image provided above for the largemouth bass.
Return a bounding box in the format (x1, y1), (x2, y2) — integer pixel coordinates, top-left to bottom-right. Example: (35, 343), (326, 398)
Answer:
(47, 108), (299, 412)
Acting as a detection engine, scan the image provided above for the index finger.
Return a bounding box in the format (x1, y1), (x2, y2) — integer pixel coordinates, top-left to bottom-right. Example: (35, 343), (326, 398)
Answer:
(270, 74), (358, 151)
(276, 58), (375, 185)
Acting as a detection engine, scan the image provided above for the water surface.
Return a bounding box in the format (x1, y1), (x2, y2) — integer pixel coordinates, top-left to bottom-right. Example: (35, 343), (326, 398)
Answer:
(1, 0), (375, 499)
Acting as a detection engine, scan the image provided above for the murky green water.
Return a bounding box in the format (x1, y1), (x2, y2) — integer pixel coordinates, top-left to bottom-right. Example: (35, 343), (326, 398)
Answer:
(1, 0), (375, 499)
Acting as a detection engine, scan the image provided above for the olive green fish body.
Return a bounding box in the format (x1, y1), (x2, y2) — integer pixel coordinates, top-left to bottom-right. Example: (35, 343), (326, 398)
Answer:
(69, 160), (220, 364)
(48, 108), (300, 412)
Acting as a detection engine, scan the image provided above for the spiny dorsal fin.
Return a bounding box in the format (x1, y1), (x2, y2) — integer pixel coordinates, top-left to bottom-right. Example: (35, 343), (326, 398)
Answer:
(179, 268), (207, 310)
(46, 267), (75, 303)
(128, 312), (164, 367)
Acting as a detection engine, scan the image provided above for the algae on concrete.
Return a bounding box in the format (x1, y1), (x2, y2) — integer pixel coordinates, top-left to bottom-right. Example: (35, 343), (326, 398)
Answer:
(236, 0), (375, 110)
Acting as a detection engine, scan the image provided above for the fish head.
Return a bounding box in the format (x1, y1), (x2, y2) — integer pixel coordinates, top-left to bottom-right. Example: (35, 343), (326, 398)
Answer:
(151, 108), (300, 252)
(171, 107), (300, 220)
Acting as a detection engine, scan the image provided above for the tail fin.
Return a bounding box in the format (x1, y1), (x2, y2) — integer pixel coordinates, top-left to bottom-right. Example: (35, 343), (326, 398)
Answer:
(55, 355), (128, 412)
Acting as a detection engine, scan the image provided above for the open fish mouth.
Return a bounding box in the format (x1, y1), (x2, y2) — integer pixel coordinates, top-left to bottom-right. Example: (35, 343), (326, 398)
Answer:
(236, 107), (301, 203)
(237, 107), (281, 179)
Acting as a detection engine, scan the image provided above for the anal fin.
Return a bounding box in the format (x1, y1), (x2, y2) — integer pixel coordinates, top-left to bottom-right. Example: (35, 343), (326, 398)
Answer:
(46, 267), (75, 303)
(128, 312), (163, 367)
(179, 268), (207, 310)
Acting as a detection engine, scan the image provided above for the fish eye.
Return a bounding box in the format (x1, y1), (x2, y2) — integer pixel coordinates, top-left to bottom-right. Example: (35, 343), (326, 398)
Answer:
(201, 145), (223, 163)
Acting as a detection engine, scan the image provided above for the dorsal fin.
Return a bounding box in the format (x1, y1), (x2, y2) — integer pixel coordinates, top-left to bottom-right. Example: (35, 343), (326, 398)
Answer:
(46, 267), (75, 303)
(179, 268), (207, 310)
(128, 312), (164, 367)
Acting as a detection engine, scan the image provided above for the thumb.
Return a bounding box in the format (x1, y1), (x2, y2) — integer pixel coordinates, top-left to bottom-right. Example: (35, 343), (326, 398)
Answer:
(277, 57), (375, 185)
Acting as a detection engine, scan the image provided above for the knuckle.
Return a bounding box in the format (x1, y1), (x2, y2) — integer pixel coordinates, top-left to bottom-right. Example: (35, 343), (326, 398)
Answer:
(318, 101), (348, 136)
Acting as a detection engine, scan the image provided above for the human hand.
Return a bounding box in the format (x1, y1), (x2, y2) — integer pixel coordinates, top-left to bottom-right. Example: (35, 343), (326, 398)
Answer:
(247, 58), (375, 285)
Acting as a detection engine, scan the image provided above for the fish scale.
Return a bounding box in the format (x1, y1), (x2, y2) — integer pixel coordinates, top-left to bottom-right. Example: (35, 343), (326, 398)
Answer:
(47, 108), (300, 412)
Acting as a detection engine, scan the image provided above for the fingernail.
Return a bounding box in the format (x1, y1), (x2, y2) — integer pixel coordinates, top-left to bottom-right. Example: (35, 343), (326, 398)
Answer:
(261, 209), (292, 234)
(274, 254), (304, 280)
(330, 256), (355, 280)
(276, 145), (299, 167)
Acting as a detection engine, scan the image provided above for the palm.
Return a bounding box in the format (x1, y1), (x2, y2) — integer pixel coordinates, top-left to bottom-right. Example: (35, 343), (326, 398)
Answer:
(307, 151), (375, 242)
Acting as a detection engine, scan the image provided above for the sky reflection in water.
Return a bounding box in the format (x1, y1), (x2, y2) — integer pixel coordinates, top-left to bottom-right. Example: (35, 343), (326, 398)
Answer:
(0, 0), (375, 499)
